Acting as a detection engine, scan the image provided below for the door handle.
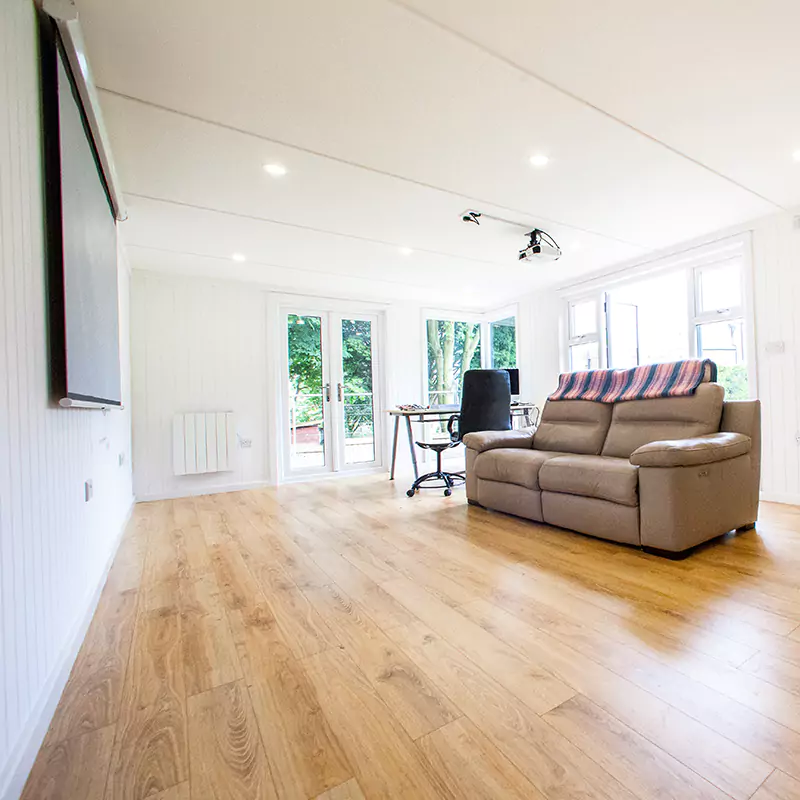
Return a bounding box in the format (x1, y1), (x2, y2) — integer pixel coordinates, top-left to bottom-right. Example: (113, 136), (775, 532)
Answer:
(337, 382), (343, 401)
(324, 383), (331, 402)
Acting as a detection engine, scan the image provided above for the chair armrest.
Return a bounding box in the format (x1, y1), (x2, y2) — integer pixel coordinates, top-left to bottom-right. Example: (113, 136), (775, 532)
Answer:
(462, 429), (534, 453)
(630, 432), (751, 468)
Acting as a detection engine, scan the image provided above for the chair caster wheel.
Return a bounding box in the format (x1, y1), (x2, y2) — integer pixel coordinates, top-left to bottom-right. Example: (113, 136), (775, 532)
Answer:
(444, 489), (452, 497)
(406, 489), (416, 497)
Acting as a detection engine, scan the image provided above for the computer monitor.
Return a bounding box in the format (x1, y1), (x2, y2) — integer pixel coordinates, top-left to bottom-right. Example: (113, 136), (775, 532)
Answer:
(505, 368), (520, 395)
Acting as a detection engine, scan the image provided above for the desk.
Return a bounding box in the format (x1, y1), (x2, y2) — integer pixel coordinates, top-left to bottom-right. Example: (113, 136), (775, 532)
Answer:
(387, 404), (539, 480)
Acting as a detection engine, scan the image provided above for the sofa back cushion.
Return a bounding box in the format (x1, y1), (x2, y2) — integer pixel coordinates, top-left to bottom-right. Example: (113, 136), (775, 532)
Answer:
(601, 382), (724, 459)
(533, 400), (613, 455)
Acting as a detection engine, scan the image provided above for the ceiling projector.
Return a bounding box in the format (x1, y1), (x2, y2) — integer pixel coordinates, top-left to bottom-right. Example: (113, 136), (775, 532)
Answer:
(459, 209), (562, 262)
(519, 229), (562, 262)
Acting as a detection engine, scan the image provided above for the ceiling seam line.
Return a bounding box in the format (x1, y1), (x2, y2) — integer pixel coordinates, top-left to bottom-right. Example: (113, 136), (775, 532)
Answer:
(125, 242), (468, 291)
(132, 265), (513, 312)
(125, 191), (504, 265)
(387, 0), (786, 212)
(125, 190), (571, 268)
(124, 242), (511, 313)
(97, 86), (648, 250)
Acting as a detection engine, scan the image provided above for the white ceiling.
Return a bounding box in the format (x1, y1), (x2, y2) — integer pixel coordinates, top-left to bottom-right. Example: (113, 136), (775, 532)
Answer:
(75, 0), (798, 309)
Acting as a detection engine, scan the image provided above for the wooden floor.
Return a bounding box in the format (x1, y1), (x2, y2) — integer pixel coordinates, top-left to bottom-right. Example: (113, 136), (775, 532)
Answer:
(22, 477), (800, 800)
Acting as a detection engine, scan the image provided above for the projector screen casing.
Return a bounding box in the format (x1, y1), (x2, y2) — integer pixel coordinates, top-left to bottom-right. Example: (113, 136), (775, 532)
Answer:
(41, 17), (122, 408)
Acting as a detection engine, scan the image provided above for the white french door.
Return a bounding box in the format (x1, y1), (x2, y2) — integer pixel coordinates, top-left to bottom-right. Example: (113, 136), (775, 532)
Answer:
(282, 309), (382, 478)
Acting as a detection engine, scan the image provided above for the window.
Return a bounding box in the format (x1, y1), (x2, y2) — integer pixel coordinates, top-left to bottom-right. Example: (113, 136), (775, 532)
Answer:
(606, 270), (689, 369)
(567, 298), (600, 370)
(426, 318), (482, 406)
(693, 260), (748, 399)
(562, 243), (752, 400)
(490, 316), (517, 369)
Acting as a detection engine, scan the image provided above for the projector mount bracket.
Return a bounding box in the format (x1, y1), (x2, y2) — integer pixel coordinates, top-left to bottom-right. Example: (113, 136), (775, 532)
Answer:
(460, 209), (562, 260)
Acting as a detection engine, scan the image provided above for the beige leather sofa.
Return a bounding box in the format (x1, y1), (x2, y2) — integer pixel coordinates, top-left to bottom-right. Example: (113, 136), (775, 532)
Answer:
(463, 379), (761, 557)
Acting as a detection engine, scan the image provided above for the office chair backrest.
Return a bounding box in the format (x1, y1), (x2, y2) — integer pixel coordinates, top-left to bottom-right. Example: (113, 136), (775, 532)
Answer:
(457, 369), (512, 439)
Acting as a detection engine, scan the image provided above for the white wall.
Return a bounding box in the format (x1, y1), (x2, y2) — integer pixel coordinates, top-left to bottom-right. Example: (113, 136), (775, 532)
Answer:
(750, 211), (800, 504)
(518, 210), (800, 505)
(517, 289), (563, 411)
(0, 3), (134, 796)
(130, 271), (434, 496)
(131, 271), (271, 499)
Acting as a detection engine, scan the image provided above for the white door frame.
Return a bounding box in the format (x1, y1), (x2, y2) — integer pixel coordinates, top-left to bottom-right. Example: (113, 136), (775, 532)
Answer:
(280, 308), (334, 479)
(280, 306), (384, 481)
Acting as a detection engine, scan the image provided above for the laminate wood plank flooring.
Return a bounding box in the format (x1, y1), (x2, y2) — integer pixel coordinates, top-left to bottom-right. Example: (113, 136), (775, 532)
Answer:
(22, 477), (800, 798)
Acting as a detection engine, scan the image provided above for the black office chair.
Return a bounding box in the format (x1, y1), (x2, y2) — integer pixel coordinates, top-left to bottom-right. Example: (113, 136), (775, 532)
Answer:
(407, 370), (512, 497)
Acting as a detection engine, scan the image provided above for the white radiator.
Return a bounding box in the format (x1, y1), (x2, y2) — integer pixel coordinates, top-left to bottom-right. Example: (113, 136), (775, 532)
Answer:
(173, 412), (235, 476)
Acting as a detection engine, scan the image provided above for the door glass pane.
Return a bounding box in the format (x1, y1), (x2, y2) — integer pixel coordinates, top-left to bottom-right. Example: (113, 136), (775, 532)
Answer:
(570, 300), (597, 338)
(569, 342), (600, 371)
(697, 262), (742, 313)
(426, 319), (482, 407)
(697, 318), (748, 399)
(490, 317), (517, 368)
(607, 270), (689, 365)
(287, 314), (325, 469)
(607, 302), (640, 369)
(341, 319), (375, 464)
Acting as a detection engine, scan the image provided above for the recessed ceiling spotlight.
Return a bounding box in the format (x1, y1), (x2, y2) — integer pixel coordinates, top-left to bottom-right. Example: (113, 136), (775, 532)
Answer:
(399, 247), (414, 256)
(231, 253), (246, 262)
(529, 154), (550, 167)
(263, 163), (288, 177)
(793, 150), (800, 163)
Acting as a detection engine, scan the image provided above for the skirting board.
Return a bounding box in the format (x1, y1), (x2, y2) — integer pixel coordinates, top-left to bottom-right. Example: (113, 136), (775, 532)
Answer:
(760, 491), (800, 507)
(135, 479), (275, 503)
(0, 500), (135, 800)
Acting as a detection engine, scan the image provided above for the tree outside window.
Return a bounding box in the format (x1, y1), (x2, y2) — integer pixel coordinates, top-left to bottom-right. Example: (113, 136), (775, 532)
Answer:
(426, 319), (482, 406)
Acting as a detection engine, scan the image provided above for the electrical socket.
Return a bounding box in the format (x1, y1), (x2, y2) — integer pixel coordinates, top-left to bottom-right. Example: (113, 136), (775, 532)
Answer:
(239, 438), (253, 449)
(118, 452), (125, 467)
(85, 479), (93, 502)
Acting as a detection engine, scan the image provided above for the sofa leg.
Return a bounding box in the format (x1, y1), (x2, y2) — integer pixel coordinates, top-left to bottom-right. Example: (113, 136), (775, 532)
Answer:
(736, 522), (756, 532)
(642, 546), (692, 561)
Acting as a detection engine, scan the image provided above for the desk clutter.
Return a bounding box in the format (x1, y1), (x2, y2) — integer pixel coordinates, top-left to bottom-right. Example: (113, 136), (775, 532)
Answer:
(389, 369), (539, 496)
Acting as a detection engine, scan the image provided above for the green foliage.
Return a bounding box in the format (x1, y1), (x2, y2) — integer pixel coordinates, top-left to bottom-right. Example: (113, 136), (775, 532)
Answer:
(717, 364), (749, 401)
(287, 315), (375, 437)
(491, 322), (517, 369)
(287, 315), (323, 426)
(427, 320), (482, 405)
(341, 320), (374, 437)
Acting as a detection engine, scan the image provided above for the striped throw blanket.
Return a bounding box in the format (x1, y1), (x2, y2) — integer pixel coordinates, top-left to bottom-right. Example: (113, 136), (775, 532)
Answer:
(549, 359), (718, 403)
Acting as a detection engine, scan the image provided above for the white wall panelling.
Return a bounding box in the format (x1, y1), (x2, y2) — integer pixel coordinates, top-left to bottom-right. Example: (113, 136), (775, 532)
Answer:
(132, 272), (434, 495)
(0, 2), (134, 796)
(131, 272), (270, 499)
(750, 211), (800, 504)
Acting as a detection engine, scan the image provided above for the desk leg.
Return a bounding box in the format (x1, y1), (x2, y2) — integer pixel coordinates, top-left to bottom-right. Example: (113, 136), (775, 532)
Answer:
(405, 416), (419, 480)
(389, 417), (400, 480)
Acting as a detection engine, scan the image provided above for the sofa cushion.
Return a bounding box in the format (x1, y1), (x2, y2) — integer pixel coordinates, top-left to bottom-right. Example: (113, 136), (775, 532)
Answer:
(601, 382), (724, 459)
(474, 448), (564, 491)
(533, 400), (613, 456)
(539, 455), (639, 507)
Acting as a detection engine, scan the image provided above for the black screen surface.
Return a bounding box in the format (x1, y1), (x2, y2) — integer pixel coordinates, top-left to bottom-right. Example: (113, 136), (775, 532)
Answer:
(505, 368), (520, 395)
(55, 39), (121, 406)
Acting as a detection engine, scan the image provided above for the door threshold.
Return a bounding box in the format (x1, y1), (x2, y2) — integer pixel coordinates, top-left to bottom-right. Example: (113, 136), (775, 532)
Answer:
(279, 466), (386, 485)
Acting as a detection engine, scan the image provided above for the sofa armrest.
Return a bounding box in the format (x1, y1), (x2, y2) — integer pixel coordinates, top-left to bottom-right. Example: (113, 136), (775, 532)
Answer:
(462, 429), (534, 454)
(630, 432), (751, 468)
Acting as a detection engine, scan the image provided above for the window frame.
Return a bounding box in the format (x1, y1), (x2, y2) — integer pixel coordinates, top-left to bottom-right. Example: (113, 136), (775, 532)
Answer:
(566, 294), (605, 371)
(421, 305), (519, 407)
(559, 234), (756, 398)
(485, 305), (519, 370)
